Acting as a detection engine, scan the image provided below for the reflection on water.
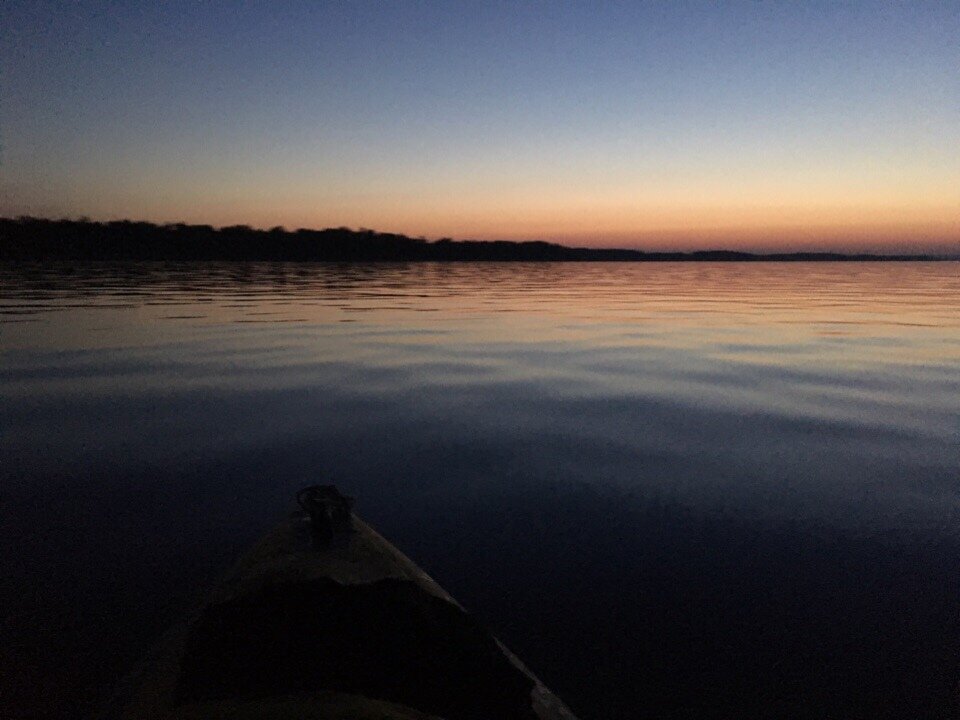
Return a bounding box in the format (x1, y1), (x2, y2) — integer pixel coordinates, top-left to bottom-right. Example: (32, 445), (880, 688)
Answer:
(2, 262), (959, 719)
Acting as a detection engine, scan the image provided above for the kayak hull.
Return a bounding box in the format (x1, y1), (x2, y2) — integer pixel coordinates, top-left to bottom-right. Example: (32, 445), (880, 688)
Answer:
(104, 510), (578, 720)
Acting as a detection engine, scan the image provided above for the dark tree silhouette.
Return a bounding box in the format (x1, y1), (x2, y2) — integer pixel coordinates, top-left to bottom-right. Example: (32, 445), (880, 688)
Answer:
(0, 216), (941, 262)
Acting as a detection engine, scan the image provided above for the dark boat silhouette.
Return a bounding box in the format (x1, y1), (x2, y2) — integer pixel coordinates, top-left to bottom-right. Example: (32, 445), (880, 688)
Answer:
(103, 486), (578, 720)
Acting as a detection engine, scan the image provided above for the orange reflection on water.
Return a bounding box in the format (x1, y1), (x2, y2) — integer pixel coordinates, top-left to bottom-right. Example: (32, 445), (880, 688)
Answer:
(2, 262), (958, 367)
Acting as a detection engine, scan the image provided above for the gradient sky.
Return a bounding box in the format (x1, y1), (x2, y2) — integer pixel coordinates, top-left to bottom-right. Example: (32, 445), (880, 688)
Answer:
(2, 1), (958, 252)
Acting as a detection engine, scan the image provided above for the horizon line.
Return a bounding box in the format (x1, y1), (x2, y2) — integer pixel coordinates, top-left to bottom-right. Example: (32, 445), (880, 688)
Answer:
(2, 214), (957, 261)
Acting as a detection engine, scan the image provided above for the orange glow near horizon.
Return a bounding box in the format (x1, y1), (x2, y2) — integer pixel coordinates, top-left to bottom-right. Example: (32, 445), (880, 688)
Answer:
(71, 192), (958, 254)
(35, 154), (953, 253)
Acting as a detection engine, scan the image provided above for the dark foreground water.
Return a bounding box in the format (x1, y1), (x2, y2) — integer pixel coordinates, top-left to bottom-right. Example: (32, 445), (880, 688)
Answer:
(2, 261), (959, 719)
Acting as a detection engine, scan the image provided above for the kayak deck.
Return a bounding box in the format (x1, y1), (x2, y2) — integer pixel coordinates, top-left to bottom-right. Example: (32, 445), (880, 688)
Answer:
(106, 504), (578, 720)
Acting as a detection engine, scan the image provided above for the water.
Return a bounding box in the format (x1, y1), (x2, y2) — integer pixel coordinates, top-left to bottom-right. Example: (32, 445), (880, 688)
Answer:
(2, 261), (959, 719)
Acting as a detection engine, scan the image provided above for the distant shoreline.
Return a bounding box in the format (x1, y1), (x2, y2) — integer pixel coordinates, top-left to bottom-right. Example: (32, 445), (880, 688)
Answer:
(0, 217), (953, 262)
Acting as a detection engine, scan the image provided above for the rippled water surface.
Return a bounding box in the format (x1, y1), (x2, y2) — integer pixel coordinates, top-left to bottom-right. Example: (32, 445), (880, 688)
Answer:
(2, 261), (959, 719)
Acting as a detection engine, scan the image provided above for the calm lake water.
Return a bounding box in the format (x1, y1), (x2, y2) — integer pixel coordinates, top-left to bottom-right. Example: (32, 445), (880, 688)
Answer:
(2, 261), (959, 719)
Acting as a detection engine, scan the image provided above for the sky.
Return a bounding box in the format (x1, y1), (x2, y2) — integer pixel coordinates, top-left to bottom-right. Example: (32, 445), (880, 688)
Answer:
(2, 1), (958, 252)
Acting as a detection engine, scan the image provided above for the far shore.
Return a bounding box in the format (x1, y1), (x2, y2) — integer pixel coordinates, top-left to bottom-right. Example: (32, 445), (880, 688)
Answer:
(0, 217), (954, 262)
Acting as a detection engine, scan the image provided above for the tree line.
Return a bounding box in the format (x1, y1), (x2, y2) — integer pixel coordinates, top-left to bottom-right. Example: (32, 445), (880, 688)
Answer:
(0, 217), (937, 261)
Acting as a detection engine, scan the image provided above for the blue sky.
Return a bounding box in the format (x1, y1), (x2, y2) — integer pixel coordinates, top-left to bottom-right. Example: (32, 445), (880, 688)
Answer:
(2, 1), (958, 250)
